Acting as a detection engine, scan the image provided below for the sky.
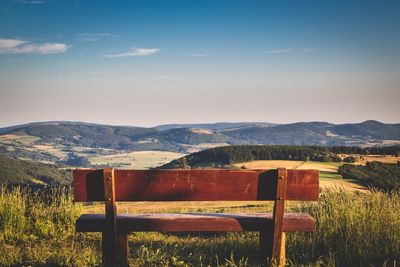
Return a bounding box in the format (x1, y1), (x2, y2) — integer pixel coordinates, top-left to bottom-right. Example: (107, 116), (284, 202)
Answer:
(0, 0), (399, 127)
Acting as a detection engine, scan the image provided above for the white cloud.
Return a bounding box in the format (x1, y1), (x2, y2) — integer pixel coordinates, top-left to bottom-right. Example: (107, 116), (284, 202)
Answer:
(0, 38), (70, 54)
(15, 0), (45, 4)
(0, 38), (27, 49)
(104, 48), (160, 58)
(265, 48), (294, 54)
(265, 48), (316, 55)
(77, 33), (111, 42)
(190, 53), (206, 57)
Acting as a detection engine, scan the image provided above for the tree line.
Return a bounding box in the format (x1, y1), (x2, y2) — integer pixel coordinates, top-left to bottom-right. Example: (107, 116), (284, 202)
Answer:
(339, 162), (400, 191)
(160, 145), (400, 169)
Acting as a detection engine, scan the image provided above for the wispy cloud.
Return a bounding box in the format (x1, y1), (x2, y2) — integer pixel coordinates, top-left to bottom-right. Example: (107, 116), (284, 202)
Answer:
(91, 70), (114, 75)
(104, 48), (160, 58)
(0, 38), (27, 49)
(0, 38), (70, 54)
(190, 53), (206, 57)
(265, 48), (294, 54)
(77, 33), (111, 42)
(265, 48), (316, 55)
(15, 0), (45, 4)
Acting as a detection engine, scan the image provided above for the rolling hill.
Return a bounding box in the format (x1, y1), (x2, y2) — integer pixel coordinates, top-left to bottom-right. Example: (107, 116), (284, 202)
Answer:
(0, 120), (399, 165)
(0, 155), (71, 185)
(159, 145), (400, 169)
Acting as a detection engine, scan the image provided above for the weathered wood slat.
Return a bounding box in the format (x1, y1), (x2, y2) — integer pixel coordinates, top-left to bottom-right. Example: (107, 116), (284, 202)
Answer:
(271, 168), (288, 266)
(102, 168), (118, 265)
(73, 169), (319, 202)
(75, 212), (315, 233)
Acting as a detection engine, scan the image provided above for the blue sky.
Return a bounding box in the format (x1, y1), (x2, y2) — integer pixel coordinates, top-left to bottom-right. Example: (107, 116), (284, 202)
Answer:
(0, 0), (399, 127)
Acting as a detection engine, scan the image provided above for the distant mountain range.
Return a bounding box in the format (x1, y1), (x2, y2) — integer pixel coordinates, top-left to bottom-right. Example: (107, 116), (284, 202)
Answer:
(0, 120), (399, 156)
(0, 120), (399, 168)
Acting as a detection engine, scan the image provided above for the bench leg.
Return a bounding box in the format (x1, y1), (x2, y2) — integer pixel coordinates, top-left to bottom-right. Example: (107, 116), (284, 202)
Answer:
(116, 233), (129, 265)
(279, 232), (286, 267)
(259, 230), (273, 265)
(102, 232), (129, 266)
(259, 231), (286, 267)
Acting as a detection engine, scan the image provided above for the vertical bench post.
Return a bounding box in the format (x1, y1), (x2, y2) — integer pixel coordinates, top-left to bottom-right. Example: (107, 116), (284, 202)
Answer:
(272, 168), (287, 266)
(102, 168), (128, 266)
(260, 168), (287, 266)
(103, 168), (117, 265)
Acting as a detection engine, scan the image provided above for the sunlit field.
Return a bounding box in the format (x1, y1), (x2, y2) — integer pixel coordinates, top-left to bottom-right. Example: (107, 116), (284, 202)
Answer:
(0, 186), (399, 266)
(234, 160), (367, 192)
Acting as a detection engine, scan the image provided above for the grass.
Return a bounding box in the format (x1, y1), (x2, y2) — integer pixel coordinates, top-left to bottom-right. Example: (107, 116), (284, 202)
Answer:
(89, 151), (184, 169)
(319, 171), (342, 180)
(235, 160), (366, 191)
(0, 186), (399, 266)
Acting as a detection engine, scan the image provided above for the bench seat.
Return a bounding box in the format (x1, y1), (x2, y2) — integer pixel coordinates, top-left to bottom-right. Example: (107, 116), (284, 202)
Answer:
(76, 212), (315, 233)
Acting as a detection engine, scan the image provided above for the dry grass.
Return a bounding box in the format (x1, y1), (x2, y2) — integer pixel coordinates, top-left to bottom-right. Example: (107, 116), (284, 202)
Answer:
(189, 128), (214, 135)
(234, 160), (368, 192)
(234, 160), (304, 170)
(234, 160), (342, 173)
(1, 186), (400, 266)
(0, 134), (40, 145)
(32, 144), (68, 159)
(339, 154), (399, 165)
(89, 151), (184, 169)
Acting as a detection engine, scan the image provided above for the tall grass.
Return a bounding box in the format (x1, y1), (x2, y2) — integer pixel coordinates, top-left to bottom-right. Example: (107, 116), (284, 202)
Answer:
(288, 188), (400, 266)
(0, 186), (98, 266)
(0, 186), (399, 266)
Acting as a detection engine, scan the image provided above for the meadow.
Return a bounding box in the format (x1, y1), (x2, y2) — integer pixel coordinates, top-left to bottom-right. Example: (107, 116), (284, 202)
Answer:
(0, 186), (399, 266)
(234, 160), (366, 192)
(89, 151), (184, 169)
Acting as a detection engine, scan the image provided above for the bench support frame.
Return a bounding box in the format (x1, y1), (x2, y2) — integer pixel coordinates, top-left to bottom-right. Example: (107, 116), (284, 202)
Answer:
(71, 167), (318, 267)
(259, 168), (287, 266)
(102, 168), (129, 266)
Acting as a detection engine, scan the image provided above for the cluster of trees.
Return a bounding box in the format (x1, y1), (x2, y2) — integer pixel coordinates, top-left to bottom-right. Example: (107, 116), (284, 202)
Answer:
(339, 162), (400, 191)
(59, 153), (90, 167)
(0, 155), (71, 185)
(161, 145), (400, 169)
(328, 146), (400, 156)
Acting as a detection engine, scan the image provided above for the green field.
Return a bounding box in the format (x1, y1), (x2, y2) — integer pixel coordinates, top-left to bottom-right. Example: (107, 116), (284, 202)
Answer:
(89, 151), (185, 169)
(235, 160), (366, 191)
(0, 186), (399, 266)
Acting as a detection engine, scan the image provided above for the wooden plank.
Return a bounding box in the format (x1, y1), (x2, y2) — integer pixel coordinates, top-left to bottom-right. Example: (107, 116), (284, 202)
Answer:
(73, 169), (319, 202)
(271, 168), (288, 266)
(76, 212), (315, 233)
(102, 168), (118, 266)
(116, 233), (128, 265)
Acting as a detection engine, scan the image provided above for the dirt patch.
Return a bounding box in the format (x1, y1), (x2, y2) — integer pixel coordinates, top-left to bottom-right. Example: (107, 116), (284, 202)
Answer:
(190, 128), (214, 135)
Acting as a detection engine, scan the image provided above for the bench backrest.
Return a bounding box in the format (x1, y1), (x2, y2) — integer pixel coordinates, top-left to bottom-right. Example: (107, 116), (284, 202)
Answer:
(73, 168), (319, 202)
(73, 168), (319, 263)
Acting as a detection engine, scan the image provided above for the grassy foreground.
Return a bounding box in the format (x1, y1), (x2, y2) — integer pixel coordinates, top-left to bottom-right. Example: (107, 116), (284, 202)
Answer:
(0, 187), (399, 266)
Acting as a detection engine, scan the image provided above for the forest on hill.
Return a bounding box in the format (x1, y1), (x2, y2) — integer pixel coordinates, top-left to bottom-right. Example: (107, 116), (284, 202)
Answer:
(340, 162), (400, 191)
(1, 120), (399, 157)
(160, 145), (400, 169)
(0, 155), (71, 186)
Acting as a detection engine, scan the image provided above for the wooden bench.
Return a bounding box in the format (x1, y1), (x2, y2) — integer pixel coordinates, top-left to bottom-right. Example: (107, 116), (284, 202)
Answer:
(73, 168), (319, 266)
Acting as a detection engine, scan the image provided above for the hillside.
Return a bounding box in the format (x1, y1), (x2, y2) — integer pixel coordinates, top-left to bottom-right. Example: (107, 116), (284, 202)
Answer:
(339, 162), (400, 191)
(0, 120), (399, 165)
(160, 145), (400, 169)
(0, 155), (71, 185)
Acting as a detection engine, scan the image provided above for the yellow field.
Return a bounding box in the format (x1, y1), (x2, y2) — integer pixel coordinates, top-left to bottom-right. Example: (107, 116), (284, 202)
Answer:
(234, 160), (367, 192)
(0, 134), (40, 145)
(339, 154), (399, 165)
(234, 160), (340, 172)
(89, 150), (184, 169)
(31, 144), (68, 159)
